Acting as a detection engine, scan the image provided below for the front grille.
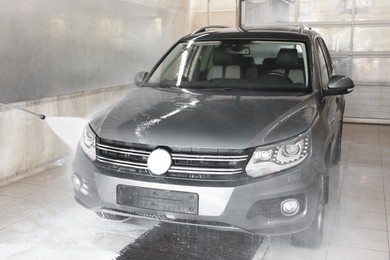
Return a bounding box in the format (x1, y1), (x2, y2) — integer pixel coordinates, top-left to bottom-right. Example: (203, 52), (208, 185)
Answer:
(96, 138), (249, 179)
(97, 143), (150, 171)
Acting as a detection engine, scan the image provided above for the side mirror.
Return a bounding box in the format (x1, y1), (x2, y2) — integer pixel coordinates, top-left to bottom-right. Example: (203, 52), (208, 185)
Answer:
(324, 75), (354, 96)
(134, 71), (148, 87)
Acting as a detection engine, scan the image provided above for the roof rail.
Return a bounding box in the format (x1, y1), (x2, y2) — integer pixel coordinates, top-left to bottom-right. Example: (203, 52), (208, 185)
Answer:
(191, 25), (230, 35)
(298, 24), (312, 34)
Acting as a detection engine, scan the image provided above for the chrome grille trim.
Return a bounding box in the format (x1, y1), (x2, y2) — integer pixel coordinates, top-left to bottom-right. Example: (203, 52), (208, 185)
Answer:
(96, 140), (248, 176)
(169, 166), (243, 175)
(97, 156), (148, 170)
(172, 153), (248, 162)
(97, 143), (151, 156)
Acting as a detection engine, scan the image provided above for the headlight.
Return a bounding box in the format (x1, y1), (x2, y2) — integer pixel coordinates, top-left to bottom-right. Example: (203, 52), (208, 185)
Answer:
(80, 124), (96, 161)
(246, 132), (311, 178)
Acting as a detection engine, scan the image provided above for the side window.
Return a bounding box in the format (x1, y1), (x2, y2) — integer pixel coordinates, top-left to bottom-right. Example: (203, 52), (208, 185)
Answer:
(317, 40), (330, 88)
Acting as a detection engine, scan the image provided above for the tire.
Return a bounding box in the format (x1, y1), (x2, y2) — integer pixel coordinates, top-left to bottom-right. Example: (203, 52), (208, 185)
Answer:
(333, 133), (342, 164)
(290, 201), (324, 249)
(323, 175), (329, 205)
(290, 175), (325, 249)
(333, 117), (344, 164)
(95, 211), (130, 222)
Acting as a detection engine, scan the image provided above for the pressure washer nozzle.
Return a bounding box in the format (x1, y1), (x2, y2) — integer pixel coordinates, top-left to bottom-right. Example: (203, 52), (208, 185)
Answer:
(1, 103), (46, 120)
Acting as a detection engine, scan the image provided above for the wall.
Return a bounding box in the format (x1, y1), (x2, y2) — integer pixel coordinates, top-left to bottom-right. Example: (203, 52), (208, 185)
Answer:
(0, 0), (189, 103)
(189, 0), (236, 31)
(0, 0), (189, 185)
(0, 86), (134, 186)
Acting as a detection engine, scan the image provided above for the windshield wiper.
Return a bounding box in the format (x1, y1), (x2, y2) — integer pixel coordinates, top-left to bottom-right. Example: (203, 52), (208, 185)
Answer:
(183, 85), (233, 91)
(201, 87), (232, 91)
(145, 82), (176, 88)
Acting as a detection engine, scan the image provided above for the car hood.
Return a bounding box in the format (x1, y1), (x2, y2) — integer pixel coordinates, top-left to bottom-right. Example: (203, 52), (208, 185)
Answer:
(90, 87), (319, 150)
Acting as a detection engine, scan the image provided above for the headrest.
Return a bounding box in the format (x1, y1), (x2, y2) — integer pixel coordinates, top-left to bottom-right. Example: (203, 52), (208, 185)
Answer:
(276, 48), (299, 69)
(213, 48), (236, 66)
(240, 57), (255, 67)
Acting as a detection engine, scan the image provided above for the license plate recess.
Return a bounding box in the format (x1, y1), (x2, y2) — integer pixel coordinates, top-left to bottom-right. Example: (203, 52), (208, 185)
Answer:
(116, 185), (199, 215)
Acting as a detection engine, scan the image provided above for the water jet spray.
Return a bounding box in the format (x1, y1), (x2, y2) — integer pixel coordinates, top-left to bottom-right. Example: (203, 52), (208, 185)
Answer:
(1, 102), (90, 148)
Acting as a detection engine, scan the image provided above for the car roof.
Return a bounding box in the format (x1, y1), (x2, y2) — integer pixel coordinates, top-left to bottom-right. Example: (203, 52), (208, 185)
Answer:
(181, 26), (318, 43)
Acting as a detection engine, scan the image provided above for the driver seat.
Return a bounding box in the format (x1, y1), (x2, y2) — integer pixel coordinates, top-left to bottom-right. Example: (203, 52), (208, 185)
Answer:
(207, 48), (241, 80)
(272, 48), (304, 84)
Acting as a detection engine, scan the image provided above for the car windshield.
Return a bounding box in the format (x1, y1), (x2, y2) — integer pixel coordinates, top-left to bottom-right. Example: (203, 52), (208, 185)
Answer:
(147, 40), (309, 92)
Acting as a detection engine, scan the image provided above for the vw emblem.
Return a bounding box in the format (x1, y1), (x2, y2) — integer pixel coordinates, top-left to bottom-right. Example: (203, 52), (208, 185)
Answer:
(147, 148), (172, 175)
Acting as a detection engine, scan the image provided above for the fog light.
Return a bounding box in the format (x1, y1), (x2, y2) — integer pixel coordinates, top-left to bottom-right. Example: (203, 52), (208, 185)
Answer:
(72, 174), (82, 191)
(281, 199), (300, 216)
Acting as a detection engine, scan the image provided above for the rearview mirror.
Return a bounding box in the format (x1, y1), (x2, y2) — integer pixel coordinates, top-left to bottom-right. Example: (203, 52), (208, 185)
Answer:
(324, 75), (354, 96)
(134, 71), (148, 87)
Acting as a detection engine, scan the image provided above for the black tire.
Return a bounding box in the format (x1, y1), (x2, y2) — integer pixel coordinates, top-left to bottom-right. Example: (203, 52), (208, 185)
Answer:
(290, 175), (325, 249)
(323, 175), (329, 205)
(95, 211), (129, 221)
(333, 133), (342, 164)
(333, 116), (344, 164)
(290, 201), (324, 249)
(323, 147), (332, 205)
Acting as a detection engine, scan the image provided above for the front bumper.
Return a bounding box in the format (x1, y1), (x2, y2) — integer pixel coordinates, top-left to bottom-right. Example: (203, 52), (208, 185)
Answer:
(73, 145), (322, 236)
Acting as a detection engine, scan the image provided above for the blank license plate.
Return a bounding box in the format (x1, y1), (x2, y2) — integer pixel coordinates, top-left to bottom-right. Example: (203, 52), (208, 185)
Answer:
(116, 185), (199, 215)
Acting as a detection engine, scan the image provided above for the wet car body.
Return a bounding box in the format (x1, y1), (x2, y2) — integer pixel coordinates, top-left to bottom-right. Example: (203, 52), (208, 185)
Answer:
(72, 26), (354, 248)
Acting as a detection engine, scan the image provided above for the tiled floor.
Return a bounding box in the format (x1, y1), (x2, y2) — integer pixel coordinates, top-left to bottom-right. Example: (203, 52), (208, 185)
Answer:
(0, 163), (156, 260)
(256, 123), (390, 260)
(0, 123), (390, 260)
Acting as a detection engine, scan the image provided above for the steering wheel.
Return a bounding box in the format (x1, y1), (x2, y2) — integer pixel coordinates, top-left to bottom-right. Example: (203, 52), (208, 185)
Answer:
(266, 71), (293, 83)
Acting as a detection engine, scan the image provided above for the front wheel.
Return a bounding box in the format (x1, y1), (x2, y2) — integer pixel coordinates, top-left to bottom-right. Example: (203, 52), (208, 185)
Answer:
(289, 201), (324, 249)
(333, 129), (342, 164)
(290, 175), (325, 249)
(333, 114), (344, 164)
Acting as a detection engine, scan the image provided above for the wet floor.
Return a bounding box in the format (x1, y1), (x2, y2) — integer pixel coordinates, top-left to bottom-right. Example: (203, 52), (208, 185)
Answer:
(1, 123), (390, 259)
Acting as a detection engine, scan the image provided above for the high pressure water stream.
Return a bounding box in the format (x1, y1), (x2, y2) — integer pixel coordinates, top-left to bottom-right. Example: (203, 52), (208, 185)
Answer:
(44, 117), (88, 147)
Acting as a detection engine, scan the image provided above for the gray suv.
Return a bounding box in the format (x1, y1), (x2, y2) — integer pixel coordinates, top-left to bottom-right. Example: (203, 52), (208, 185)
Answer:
(72, 26), (354, 248)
